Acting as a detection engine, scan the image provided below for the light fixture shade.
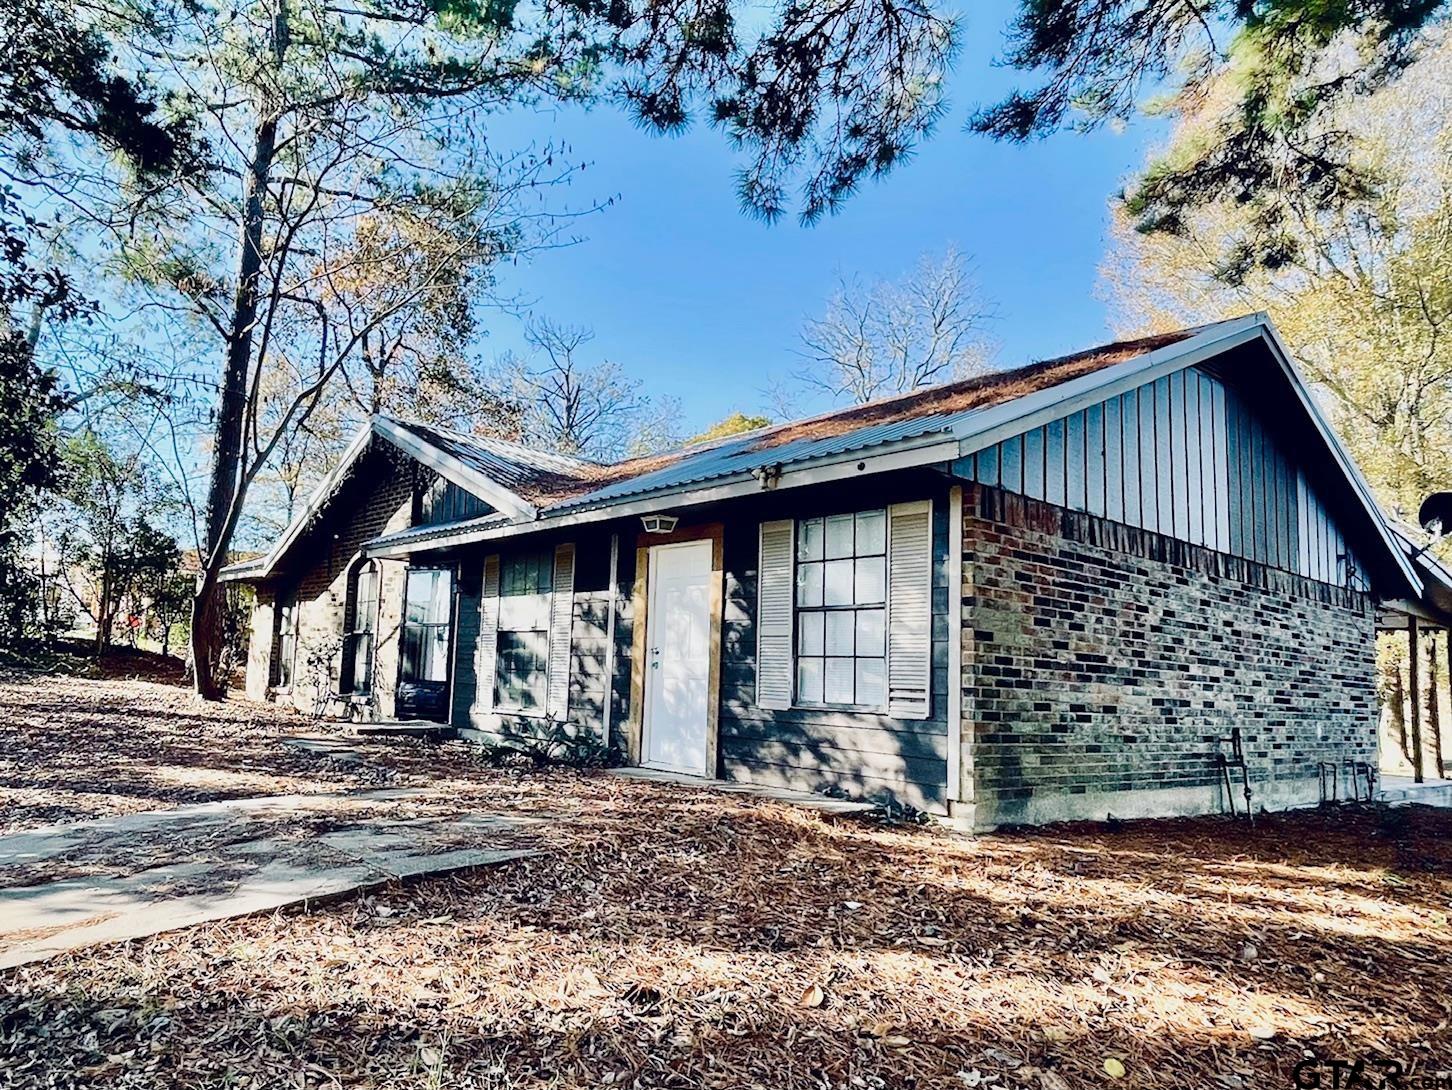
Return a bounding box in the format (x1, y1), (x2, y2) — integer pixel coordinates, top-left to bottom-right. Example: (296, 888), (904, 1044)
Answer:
(641, 513), (679, 534)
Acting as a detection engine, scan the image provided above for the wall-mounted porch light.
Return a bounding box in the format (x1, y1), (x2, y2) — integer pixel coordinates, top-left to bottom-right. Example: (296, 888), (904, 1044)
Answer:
(641, 513), (679, 534)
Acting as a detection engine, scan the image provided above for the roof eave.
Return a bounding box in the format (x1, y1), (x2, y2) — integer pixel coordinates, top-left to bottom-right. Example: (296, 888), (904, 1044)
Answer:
(371, 416), (538, 521)
(366, 434), (963, 558)
(1254, 320), (1422, 598)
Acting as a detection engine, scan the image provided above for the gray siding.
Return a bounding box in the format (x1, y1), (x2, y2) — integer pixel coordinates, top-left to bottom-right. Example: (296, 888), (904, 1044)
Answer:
(954, 365), (1363, 588)
(420, 477), (493, 527)
(450, 527), (618, 748)
(717, 478), (952, 813)
(449, 564), (481, 726)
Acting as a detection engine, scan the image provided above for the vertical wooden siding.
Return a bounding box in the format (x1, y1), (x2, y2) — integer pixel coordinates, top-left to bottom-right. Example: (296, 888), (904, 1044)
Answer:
(955, 366), (1362, 588)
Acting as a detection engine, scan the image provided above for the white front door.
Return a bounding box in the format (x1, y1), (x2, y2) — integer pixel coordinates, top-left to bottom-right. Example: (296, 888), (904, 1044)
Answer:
(643, 539), (713, 775)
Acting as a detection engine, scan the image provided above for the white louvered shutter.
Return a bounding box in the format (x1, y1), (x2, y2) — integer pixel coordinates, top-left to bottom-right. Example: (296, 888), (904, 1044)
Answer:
(757, 519), (795, 710)
(475, 555), (501, 714)
(546, 543), (575, 720)
(887, 500), (933, 720)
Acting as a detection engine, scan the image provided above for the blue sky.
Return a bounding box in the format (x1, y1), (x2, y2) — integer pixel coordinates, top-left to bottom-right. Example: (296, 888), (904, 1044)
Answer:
(486, 0), (1170, 434)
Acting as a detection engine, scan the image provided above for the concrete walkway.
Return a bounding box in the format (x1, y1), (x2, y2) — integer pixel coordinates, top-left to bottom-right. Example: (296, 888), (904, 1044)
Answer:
(1379, 774), (1452, 808)
(0, 790), (536, 968)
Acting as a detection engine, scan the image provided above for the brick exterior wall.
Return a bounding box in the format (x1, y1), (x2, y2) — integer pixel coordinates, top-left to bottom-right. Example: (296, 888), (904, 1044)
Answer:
(243, 443), (420, 720)
(244, 589), (275, 702)
(958, 485), (1379, 830)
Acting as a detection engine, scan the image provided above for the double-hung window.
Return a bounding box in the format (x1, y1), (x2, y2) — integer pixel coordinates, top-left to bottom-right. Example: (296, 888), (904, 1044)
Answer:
(794, 509), (888, 709)
(494, 549), (554, 712)
(342, 561), (380, 695)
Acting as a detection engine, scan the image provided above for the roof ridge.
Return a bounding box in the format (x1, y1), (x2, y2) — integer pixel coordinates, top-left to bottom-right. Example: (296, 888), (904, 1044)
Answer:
(609, 323), (1226, 470)
(376, 415), (602, 475)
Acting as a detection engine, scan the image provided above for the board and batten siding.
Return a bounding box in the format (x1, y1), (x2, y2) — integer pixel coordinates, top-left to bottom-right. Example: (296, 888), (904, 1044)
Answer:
(718, 480), (953, 813)
(954, 365), (1362, 588)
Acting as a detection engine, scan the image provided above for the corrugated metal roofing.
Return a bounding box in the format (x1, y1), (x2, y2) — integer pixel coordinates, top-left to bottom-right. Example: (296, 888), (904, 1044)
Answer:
(543, 412), (959, 512)
(369, 329), (1198, 521)
(380, 418), (600, 501)
(367, 510), (512, 553)
(532, 328), (1194, 513)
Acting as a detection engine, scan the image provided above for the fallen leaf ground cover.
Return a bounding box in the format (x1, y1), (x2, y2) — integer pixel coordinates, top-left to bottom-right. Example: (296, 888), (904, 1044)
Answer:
(1, 669), (1450, 1089)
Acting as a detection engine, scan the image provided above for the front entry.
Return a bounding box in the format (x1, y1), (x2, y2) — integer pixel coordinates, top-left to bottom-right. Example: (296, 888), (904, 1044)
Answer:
(642, 539), (713, 775)
(397, 567), (453, 722)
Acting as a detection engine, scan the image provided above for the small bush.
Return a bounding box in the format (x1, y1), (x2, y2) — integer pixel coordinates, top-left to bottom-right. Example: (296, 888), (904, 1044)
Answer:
(470, 715), (623, 770)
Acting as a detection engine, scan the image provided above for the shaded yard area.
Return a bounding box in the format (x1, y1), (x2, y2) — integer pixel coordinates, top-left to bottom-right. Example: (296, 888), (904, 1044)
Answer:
(1, 669), (1450, 1089)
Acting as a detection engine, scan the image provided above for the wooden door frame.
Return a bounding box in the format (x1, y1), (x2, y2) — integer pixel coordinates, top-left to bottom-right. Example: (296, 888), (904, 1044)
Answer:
(627, 522), (724, 776)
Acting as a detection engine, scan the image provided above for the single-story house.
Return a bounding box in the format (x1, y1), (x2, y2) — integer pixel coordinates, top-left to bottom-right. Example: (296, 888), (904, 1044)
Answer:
(224, 313), (1426, 830)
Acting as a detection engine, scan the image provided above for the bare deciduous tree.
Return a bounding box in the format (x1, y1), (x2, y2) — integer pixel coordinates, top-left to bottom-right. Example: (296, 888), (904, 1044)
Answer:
(797, 248), (996, 405)
(506, 319), (680, 460)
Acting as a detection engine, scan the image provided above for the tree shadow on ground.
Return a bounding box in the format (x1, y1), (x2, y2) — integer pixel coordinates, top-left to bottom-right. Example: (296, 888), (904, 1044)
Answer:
(1, 674), (1449, 1089)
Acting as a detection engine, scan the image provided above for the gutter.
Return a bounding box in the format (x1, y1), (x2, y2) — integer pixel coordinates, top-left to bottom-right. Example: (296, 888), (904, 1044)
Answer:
(366, 433), (963, 558)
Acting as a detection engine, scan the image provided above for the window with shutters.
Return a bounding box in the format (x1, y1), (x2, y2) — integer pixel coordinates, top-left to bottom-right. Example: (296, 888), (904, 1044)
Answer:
(794, 509), (888, 709)
(493, 548), (553, 712)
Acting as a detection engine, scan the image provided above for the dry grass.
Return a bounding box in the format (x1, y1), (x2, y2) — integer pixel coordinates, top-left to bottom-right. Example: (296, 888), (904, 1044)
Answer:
(1, 672), (1451, 1089)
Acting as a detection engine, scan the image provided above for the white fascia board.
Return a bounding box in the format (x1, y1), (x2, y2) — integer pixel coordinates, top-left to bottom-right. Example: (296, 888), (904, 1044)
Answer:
(370, 416), (538, 521)
(253, 422), (376, 580)
(367, 435), (962, 557)
(953, 314), (1266, 459)
(219, 561), (265, 583)
(1254, 320), (1422, 596)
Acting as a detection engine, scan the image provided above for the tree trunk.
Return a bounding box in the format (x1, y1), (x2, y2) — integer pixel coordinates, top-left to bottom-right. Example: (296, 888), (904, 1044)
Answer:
(94, 561), (112, 659)
(190, 14), (286, 699)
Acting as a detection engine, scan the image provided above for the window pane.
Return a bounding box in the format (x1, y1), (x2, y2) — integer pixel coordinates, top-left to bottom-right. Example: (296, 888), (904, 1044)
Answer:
(824, 514), (855, 559)
(855, 657), (886, 708)
(855, 609), (885, 656)
(429, 573), (451, 622)
(856, 510), (886, 554)
(798, 611), (824, 655)
(424, 626), (450, 680)
(797, 657), (823, 703)
(353, 634), (373, 692)
(854, 556), (885, 604)
(503, 550), (552, 599)
(798, 518), (824, 561)
(824, 657), (855, 704)
(825, 611), (855, 655)
(796, 562), (823, 607)
(823, 559), (854, 606)
(500, 592), (550, 632)
(496, 630), (548, 708)
(405, 572), (438, 624)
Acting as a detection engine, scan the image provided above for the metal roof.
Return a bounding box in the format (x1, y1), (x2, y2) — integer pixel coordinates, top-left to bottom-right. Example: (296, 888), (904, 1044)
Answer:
(544, 411), (961, 513)
(233, 314), (1423, 600)
(379, 417), (598, 502)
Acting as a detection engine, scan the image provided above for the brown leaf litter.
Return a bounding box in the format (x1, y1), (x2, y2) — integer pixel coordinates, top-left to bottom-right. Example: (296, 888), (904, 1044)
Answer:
(0, 671), (1449, 1089)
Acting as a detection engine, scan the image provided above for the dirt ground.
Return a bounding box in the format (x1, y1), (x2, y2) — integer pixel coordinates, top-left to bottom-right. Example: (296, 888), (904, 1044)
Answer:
(1, 668), (1450, 1089)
